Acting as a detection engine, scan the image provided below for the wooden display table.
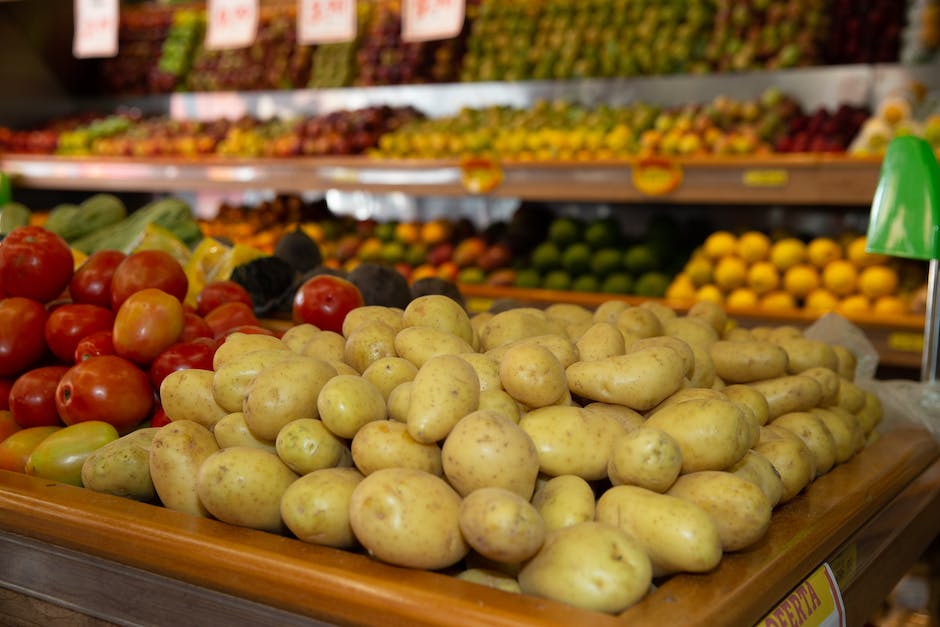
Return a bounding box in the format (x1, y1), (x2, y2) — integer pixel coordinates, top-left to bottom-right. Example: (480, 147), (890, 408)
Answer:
(0, 426), (938, 626)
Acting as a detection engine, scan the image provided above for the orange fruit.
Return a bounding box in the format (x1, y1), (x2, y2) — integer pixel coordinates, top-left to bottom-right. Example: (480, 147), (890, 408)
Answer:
(837, 294), (871, 316)
(759, 290), (797, 311)
(873, 295), (908, 316)
(665, 274), (696, 302)
(846, 235), (889, 268)
(725, 287), (759, 309)
(702, 231), (738, 260)
(804, 288), (839, 313)
(747, 261), (780, 295)
(857, 265), (899, 299)
(822, 260), (859, 297)
(714, 256), (748, 291)
(736, 231), (771, 263)
(769, 237), (806, 271)
(684, 256), (714, 287)
(695, 284), (724, 304)
(806, 237), (842, 269)
(782, 264), (821, 299)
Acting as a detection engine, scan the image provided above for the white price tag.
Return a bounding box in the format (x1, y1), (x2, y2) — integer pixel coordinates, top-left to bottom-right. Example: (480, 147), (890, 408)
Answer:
(401, 0), (464, 42)
(73, 0), (119, 59)
(297, 0), (357, 44)
(206, 0), (259, 50)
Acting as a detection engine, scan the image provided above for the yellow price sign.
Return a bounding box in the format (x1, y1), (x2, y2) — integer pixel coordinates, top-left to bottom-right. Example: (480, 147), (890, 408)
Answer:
(758, 563), (846, 627)
(632, 158), (683, 196)
(743, 169), (789, 187)
(888, 332), (924, 352)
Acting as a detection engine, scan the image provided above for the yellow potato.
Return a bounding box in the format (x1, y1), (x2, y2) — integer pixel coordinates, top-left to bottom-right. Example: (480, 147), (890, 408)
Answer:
(544, 302), (594, 327)
(754, 425), (817, 502)
(726, 449), (784, 508)
(212, 349), (301, 414)
(499, 342), (567, 408)
(213, 412), (277, 453)
(645, 398), (751, 473)
(607, 427), (682, 492)
(774, 337), (839, 374)
(402, 294), (473, 345)
(459, 487), (546, 563)
(478, 308), (565, 352)
(832, 345), (858, 380)
(771, 411), (837, 477)
(800, 366), (841, 406)
(767, 325), (803, 342)
(593, 300), (630, 324)
(576, 322), (625, 361)
(723, 383), (771, 430)
(455, 352), (501, 392)
(394, 326), (475, 369)
(686, 300), (728, 334)
(349, 468), (469, 570)
(275, 418), (349, 474)
(361, 356), (419, 401)
(341, 305), (404, 337)
(407, 354), (479, 443)
(351, 419), (442, 476)
(519, 406), (623, 480)
(343, 320), (398, 374)
(243, 356), (338, 441)
(212, 332), (288, 370)
(855, 390), (883, 435)
(748, 375), (824, 419)
(615, 306), (664, 339)
(566, 345), (686, 411)
(686, 342), (717, 389)
(387, 381), (412, 423)
(279, 323), (322, 352)
(810, 407), (864, 463)
(664, 316), (720, 348)
(81, 428), (159, 501)
(280, 467), (364, 548)
(160, 369), (228, 431)
(708, 340), (789, 383)
(318, 374), (387, 439)
(455, 569), (522, 594)
(149, 420), (218, 517)
(518, 521), (652, 614)
(627, 335), (695, 377)
(582, 402), (645, 432)
(595, 485), (722, 576)
(653, 387), (728, 413)
(328, 360), (360, 376)
(563, 320), (593, 343)
(834, 378), (867, 413)
(477, 389), (522, 423)
(638, 300), (678, 324)
(723, 327), (755, 341)
(531, 474), (595, 532)
(486, 334), (579, 369)
(667, 470), (772, 552)
(296, 330), (346, 363)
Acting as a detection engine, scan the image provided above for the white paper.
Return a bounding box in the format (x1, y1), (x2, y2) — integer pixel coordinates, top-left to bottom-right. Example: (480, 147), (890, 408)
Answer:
(401, 0), (464, 43)
(206, 0), (259, 50)
(73, 0), (119, 59)
(298, 0), (357, 44)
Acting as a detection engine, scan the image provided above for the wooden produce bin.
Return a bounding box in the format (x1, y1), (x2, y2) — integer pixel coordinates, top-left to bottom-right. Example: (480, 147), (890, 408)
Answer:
(0, 425), (938, 627)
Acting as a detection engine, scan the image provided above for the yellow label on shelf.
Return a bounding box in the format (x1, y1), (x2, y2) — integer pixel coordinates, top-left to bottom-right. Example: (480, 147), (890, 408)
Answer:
(743, 169), (789, 187)
(758, 563), (846, 627)
(460, 157), (503, 194)
(632, 158), (683, 196)
(465, 296), (494, 314)
(888, 332), (924, 352)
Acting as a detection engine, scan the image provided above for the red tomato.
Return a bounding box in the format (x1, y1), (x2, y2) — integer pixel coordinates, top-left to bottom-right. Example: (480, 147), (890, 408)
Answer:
(0, 297), (49, 377)
(9, 365), (69, 428)
(180, 311), (214, 343)
(0, 378), (14, 411)
(205, 301), (259, 337)
(55, 355), (153, 432)
(73, 330), (115, 363)
(222, 324), (276, 337)
(0, 425), (61, 473)
(150, 405), (171, 428)
(44, 303), (115, 364)
(0, 226), (73, 304)
(292, 275), (364, 334)
(110, 249), (188, 310)
(26, 421), (119, 486)
(68, 250), (126, 309)
(112, 288), (185, 366)
(149, 337), (217, 391)
(0, 409), (22, 443)
(196, 280), (254, 317)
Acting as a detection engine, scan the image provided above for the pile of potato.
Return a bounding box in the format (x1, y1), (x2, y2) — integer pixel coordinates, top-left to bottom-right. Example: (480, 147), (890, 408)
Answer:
(80, 295), (883, 614)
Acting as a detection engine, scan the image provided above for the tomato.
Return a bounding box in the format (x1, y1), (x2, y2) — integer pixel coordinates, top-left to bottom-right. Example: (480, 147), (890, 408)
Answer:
(25, 420), (119, 486)
(68, 249), (126, 309)
(112, 288), (185, 365)
(149, 337), (217, 391)
(0, 425), (61, 473)
(9, 365), (69, 428)
(222, 324), (276, 337)
(55, 355), (154, 433)
(205, 301), (259, 338)
(0, 378), (14, 410)
(292, 275), (364, 334)
(0, 297), (49, 377)
(0, 409), (22, 443)
(150, 405), (171, 428)
(110, 249), (188, 310)
(196, 280), (254, 317)
(73, 330), (115, 363)
(44, 303), (115, 364)
(0, 226), (73, 304)
(180, 311), (214, 343)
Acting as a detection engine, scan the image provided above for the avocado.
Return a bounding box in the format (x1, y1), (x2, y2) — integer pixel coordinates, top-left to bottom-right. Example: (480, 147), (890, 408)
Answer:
(274, 225), (323, 274)
(348, 262), (413, 309)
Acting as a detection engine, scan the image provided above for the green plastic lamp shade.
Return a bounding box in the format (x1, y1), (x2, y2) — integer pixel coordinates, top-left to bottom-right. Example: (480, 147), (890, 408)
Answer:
(866, 135), (940, 261)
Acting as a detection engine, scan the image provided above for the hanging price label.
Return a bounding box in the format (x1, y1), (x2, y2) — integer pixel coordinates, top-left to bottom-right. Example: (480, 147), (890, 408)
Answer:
(206, 0), (259, 50)
(401, 0), (465, 42)
(73, 0), (118, 59)
(298, 0), (357, 44)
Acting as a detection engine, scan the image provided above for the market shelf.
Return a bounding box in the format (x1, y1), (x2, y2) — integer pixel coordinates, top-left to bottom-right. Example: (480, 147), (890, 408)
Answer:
(0, 153), (884, 205)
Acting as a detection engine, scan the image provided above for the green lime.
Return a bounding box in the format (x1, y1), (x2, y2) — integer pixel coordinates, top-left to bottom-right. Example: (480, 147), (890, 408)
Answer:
(601, 272), (633, 294)
(548, 216), (583, 247)
(590, 247), (623, 276)
(571, 274), (600, 292)
(381, 241), (406, 265)
(457, 266), (486, 284)
(561, 242), (592, 274)
(583, 217), (621, 249)
(405, 243), (428, 267)
(542, 270), (571, 291)
(634, 271), (670, 297)
(623, 244), (658, 274)
(514, 268), (542, 288)
(530, 241), (561, 271)
(374, 221), (398, 242)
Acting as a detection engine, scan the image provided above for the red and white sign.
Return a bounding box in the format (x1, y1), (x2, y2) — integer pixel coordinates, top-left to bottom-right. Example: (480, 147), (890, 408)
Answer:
(298, 0), (357, 44)
(401, 0), (464, 42)
(206, 0), (259, 50)
(73, 0), (118, 59)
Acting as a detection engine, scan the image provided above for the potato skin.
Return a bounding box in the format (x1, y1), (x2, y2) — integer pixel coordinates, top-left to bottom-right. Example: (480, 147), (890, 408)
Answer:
(243, 357), (337, 441)
(708, 340), (789, 383)
(160, 369), (228, 431)
(771, 411), (837, 478)
(317, 374), (387, 439)
(343, 321), (398, 374)
(280, 467), (364, 548)
(212, 333), (288, 370)
(727, 449), (784, 508)
(499, 342), (567, 408)
(402, 294), (474, 345)
(213, 412), (277, 453)
(458, 487), (546, 563)
(754, 426), (817, 503)
(478, 308), (565, 352)
(748, 375), (824, 420)
(82, 428), (160, 501)
(275, 418), (349, 475)
(361, 357), (419, 401)
(519, 406), (622, 480)
(394, 326), (475, 369)
(149, 420), (219, 517)
(341, 305), (404, 337)
(531, 474), (595, 532)
(212, 349), (301, 414)
(351, 419), (443, 476)
(645, 398), (751, 474)
(565, 346), (686, 411)
(575, 322), (625, 361)
(607, 427), (682, 493)
(407, 354), (479, 443)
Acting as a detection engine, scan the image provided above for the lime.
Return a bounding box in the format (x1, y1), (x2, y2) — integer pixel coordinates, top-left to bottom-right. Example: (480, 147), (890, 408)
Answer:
(548, 216), (583, 247)
(561, 242), (592, 274)
(601, 272), (633, 294)
(542, 270), (571, 291)
(572, 274), (600, 292)
(405, 243), (428, 267)
(590, 247), (623, 276)
(380, 241), (406, 265)
(530, 241), (562, 271)
(634, 271), (670, 297)
(374, 221), (398, 242)
(514, 268), (542, 289)
(623, 244), (657, 274)
(457, 267), (486, 284)
(584, 217), (621, 249)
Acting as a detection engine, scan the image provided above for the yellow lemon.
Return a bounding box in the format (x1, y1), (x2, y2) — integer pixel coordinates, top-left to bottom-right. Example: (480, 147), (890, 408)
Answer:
(696, 284), (724, 304)
(782, 264), (821, 299)
(759, 290), (797, 311)
(702, 230), (738, 260)
(684, 256), (714, 288)
(873, 295), (908, 316)
(747, 261), (781, 295)
(665, 274), (697, 302)
(846, 235), (889, 268)
(736, 231), (771, 263)
(837, 294), (871, 316)
(806, 237), (842, 269)
(822, 259), (859, 297)
(858, 265), (899, 299)
(769, 237), (806, 271)
(804, 288), (839, 313)
(725, 287), (759, 309)
(713, 256), (748, 291)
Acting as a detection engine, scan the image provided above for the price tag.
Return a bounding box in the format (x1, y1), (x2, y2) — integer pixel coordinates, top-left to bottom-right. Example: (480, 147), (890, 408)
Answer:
(888, 332), (924, 352)
(298, 0), (357, 44)
(460, 157), (503, 194)
(743, 169), (790, 188)
(73, 0), (118, 59)
(401, 0), (465, 42)
(632, 158), (683, 196)
(206, 0), (259, 50)
(758, 563), (846, 627)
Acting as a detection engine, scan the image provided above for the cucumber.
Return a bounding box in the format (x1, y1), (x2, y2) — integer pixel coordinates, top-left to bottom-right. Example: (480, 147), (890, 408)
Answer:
(44, 193), (127, 243)
(0, 202), (31, 235)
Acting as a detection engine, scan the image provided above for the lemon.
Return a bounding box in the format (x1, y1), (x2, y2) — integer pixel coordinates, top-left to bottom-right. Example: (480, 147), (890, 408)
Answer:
(695, 284), (724, 304)
(702, 230), (738, 260)
(736, 231), (771, 263)
(759, 290), (797, 311)
(822, 259), (859, 297)
(782, 264), (821, 299)
(873, 295), (908, 316)
(804, 288), (839, 313)
(857, 265), (899, 299)
(846, 235), (889, 268)
(837, 294), (871, 316)
(665, 273), (696, 302)
(714, 256), (748, 291)
(769, 237), (806, 271)
(684, 256), (714, 288)
(806, 237), (842, 269)
(747, 261), (780, 295)
(725, 287), (759, 309)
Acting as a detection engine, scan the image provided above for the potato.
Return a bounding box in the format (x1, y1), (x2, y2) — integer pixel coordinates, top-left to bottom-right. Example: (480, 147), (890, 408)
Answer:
(564, 320), (593, 343)
(774, 337), (839, 374)
(402, 294), (474, 345)
(664, 316), (720, 348)
(748, 375), (824, 420)
(328, 360), (360, 376)
(486, 334), (579, 369)
(834, 378), (866, 413)
(243, 357), (338, 441)
(566, 345), (686, 411)
(342, 305), (404, 337)
(832, 345), (858, 380)
(82, 428), (159, 501)
(160, 369), (228, 431)
(593, 300), (630, 324)
(280, 467), (364, 548)
(455, 569), (521, 594)
(212, 349), (301, 414)
(645, 398), (751, 473)
(275, 418), (349, 474)
(518, 521), (652, 614)
(613, 307), (662, 340)
(627, 335), (694, 377)
(459, 487), (545, 563)
(582, 402), (645, 432)
(754, 426), (817, 503)
(767, 325), (804, 342)
(387, 381), (412, 423)
(317, 374), (387, 439)
(454, 352), (501, 392)
(442, 409), (540, 498)
(498, 342), (567, 409)
(607, 427), (682, 492)
(576, 322), (625, 361)
(687, 300), (728, 334)
(708, 340), (789, 383)
(667, 470), (772, 551)
(196, 446), (298, 532)
(478, 308), (565, 352)
(361, 356), (419, 400)
(595, 485), (722, 576)
(723, 327), (754, 341)
(212, 333), (288, 370)
(652, 387), (727, 414)
(394, 326), (475, 369)
(407, 354), (479, 443)
(352, 419), (442, 476)
(343, 320), (398, 374)
(531, 474), (595, 532)
(639, 300), (678, 324)
(771, 411), (837, 477)
(810, 407), (864, 463)
(296, 330), (346, 363)
(349, 467), (468, 569)
(279, 323), (322, 352)
(520, 406), (622, 480)
(213, 412), (277, 453)
(149, 420), (219, 517)
(727, 449), (784, 508)
(855, 390), (883, 435)
(544, 302), (594, 327)
(686, 342), (717, 389)
(795, 366), (840, 407)
(723, 384), (770, 427)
